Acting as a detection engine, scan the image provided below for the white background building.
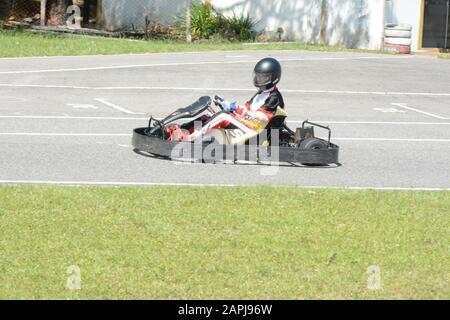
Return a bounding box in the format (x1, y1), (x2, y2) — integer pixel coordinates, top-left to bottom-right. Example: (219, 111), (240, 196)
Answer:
(211, 0), (450, 51)
(98, 0), (450, 52)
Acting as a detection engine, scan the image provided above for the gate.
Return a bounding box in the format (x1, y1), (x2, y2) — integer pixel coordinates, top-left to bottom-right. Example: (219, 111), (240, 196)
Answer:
(422, 0), (450, 48)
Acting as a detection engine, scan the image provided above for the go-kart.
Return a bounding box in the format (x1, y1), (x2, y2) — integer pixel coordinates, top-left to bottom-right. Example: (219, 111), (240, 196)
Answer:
(132, 96), (340, 165)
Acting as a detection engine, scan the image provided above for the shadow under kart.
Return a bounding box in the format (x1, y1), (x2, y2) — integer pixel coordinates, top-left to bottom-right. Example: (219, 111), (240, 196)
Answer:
(132, 96), (340, 166)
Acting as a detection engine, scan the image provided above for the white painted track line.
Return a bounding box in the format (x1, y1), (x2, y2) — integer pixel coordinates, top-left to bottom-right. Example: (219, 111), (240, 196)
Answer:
(0, 115), (148, 120)
(0, 133), (449, 142)
(2, 83), (450, 97)
(1, 115), (450, 125)
(391, 103), (449, 120)
(0, 180), (236, 187)
(0, 180), (447, 191)
(0, 49), (413, 60)
(95, 98), (145, 115)
(331, 137), (450, 142)
(0, 84), (94, 89)
(0, 133), (131, 136)
(0, 56), (407, 75)
(288, 121), (450, 125)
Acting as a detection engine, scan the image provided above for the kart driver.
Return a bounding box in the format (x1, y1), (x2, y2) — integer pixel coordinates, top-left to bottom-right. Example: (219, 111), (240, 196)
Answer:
(188, 57), (285, 143)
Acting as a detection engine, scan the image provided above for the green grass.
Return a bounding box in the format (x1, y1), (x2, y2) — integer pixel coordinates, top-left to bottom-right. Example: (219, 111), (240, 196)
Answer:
(438, 54), (450, 59)
(0, 29), (388, 57)
(0, 185), (448, 299)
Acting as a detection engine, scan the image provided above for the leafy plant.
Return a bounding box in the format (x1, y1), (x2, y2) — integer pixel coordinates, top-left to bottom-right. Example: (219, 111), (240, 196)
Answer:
(189, 2), (220, 39)
(276, 27), (284, 41)
(177, 3), (257, 42)
(222, 13), (256, 41)
(143, 13), (151, 39)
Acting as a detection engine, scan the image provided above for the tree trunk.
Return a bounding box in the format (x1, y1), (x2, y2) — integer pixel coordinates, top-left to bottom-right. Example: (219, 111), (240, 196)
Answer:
(82, 0), (90, 27)
(47, 0), (71, 26)
(185, 0), (192, 43)
(96, 0), (102, 29)
(319, 0), (328, 45)
(41, 0), (47, 26)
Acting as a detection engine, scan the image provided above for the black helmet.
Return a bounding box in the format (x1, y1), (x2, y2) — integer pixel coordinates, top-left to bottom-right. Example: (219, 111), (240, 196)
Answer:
(253, 58), (282, 90)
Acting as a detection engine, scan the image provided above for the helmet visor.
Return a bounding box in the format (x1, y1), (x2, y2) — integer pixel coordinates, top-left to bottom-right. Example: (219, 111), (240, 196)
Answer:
(253, 72), (272, 87)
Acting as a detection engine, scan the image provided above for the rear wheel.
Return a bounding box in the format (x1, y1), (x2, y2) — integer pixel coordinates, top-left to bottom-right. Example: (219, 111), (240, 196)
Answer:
(299, 138), (328, 166)
(299, 138), (328, 150)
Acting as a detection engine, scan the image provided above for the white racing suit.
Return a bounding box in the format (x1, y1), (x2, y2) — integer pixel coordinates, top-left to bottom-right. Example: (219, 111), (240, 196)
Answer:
(192, 86), (285, 144)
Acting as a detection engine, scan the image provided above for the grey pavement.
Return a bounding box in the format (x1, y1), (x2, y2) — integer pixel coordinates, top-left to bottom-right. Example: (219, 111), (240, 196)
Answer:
(0, 50), (449, 189)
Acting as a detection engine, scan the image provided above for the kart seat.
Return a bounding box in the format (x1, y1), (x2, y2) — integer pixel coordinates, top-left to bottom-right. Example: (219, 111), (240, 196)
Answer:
(258, 107), (287, 146)
(265, 107), (288, 130)
(219, 107), (288, 145)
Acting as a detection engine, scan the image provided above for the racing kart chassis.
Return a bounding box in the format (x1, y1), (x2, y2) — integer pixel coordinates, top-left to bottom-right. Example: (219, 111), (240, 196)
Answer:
(132, 96), (340, 165)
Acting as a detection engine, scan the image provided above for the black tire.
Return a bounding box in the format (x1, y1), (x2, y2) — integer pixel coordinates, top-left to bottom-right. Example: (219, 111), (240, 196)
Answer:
(385, 23), (412, 31)
(299, 138), (328, 150)
(299, 138), (328, 166)
(384, 29), (412, 38)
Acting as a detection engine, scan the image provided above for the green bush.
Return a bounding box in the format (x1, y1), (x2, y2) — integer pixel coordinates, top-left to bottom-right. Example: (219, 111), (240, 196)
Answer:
(221, 13), (257, 41)
(189, 2), (219, 39)
(178, 3), (256, 42)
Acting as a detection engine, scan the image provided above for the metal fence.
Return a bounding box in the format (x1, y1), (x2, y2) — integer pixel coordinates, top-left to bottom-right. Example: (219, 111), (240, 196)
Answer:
(1, 0), (42, 24)
(1, 0), (194, 41)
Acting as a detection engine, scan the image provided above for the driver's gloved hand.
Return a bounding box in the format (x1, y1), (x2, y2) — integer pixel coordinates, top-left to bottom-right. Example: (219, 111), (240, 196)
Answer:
(222, 101), (237, 112)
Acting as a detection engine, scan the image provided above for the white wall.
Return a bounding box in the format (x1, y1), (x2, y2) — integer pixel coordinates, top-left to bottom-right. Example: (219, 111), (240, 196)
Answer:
(212, 0), (386, 50)
(101, 0), (423, 51)
(325, 0), (385, 49)
(212, 0), (322, 43)
(386, 0), (422, 50)
(102, 0), (185, 31)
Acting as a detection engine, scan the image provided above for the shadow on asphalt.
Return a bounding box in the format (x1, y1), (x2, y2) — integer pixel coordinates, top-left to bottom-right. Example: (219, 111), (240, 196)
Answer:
(133, 149), (342, 169)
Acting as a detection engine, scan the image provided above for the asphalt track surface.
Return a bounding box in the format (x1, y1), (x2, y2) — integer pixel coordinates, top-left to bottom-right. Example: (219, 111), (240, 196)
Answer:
(0, 50), (449, 190)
